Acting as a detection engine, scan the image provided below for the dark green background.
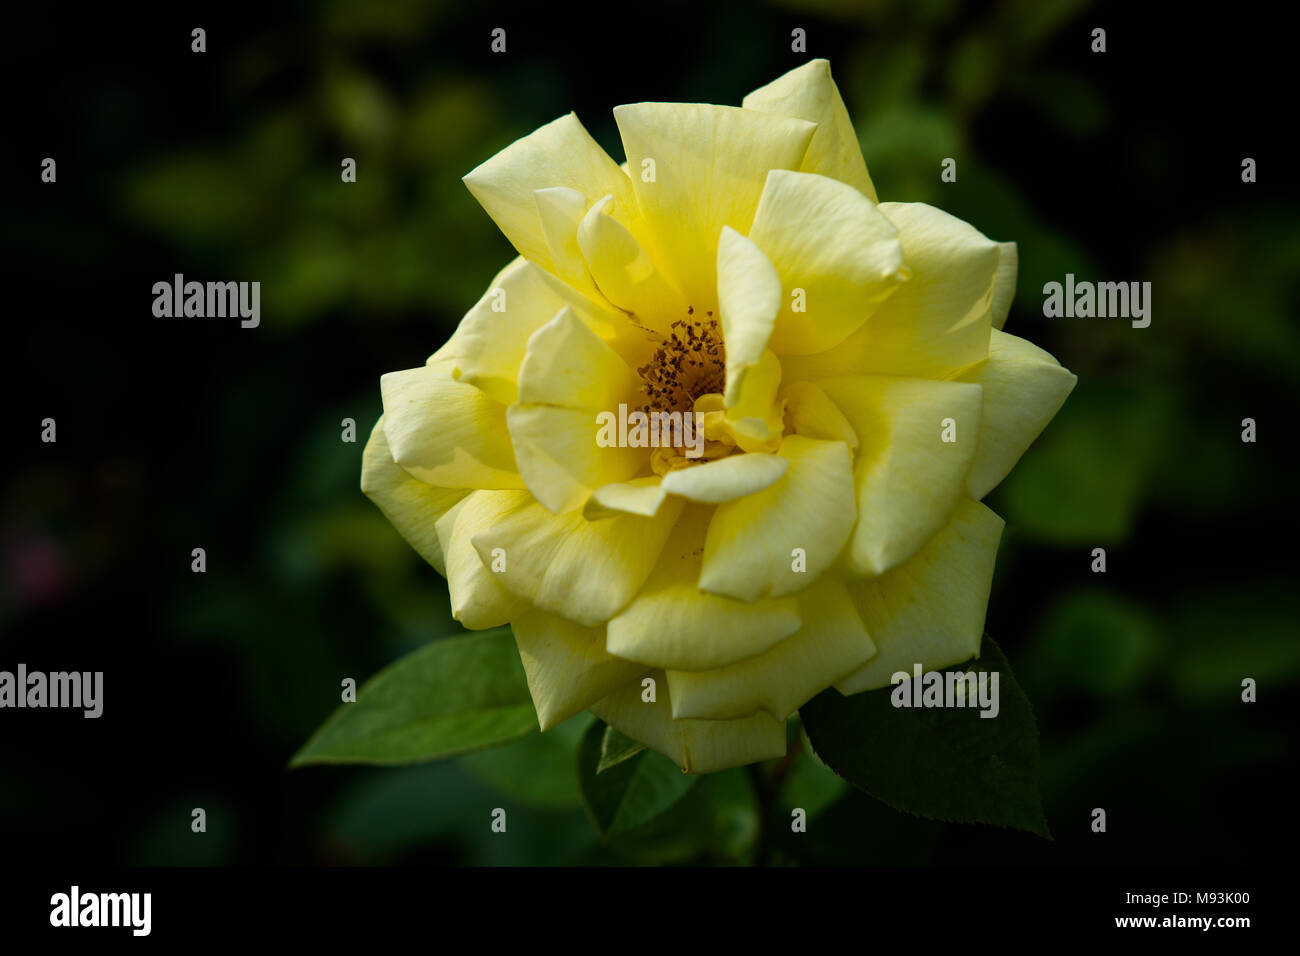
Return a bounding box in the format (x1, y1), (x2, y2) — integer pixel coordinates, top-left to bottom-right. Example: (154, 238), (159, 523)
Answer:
(2, 0), (1296, 865)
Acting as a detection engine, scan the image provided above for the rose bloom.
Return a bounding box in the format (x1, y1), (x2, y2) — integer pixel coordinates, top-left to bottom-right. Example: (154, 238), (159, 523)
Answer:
(363, 60), (1075, 773)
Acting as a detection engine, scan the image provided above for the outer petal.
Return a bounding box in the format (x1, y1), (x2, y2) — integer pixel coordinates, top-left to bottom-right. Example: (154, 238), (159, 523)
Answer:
(660, 453), (788, 504)
(701, 434), (856, 601)
(667, 575), (875, 721)
(747, 170), (906, 355)
(957, 328), (1078, 500)
(589, 671), (788, 774)
(511, 609), (646, 731)
(836, 498), (1004, 694)
(360, 416), (469, 575)
(463, 113), (636, 275)
(742, 58), (879, 202)
(819, 375), (983, 576)
(606, 505), (802, 671)
(471, 496), (684, 627)
(781, 203), (999, 382)
(613, 102), (816, 307)
(435, 492), (529, 629)
(380, 364), (524, 490)
(508, 307), (644, 513)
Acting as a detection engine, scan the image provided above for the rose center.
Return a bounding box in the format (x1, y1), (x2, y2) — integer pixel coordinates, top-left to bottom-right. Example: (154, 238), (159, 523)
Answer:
(636, 308), (726, 417)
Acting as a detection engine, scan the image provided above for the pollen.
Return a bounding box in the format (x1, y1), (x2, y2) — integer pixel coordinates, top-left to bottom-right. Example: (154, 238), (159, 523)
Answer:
(636, 311), (726, 417)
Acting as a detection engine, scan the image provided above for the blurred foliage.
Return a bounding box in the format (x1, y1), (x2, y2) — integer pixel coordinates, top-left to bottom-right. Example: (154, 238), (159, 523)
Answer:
(3, 0), (1296, 867)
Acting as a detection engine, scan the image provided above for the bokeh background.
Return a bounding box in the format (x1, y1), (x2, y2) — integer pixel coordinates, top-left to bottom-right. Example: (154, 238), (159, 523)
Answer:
(3, 0), (1296, 866)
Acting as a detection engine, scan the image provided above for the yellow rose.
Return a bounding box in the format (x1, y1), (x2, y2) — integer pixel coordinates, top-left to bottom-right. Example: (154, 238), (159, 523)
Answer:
(362, 60), (1076, 773)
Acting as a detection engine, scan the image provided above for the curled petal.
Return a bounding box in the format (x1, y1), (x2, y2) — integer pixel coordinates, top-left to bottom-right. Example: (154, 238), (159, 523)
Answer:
(660, 452), (788, 504)
(577, 194), (687, 328)
(718, 226), (782, 405)
(534, 185), (603, 300)
(583, 476), (670, 520)
(722, 348), (785, 453)
(516, 306), (639, 409)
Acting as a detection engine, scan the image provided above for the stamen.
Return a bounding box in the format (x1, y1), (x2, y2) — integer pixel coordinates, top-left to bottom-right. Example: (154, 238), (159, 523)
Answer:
(636, 309), (726, 418)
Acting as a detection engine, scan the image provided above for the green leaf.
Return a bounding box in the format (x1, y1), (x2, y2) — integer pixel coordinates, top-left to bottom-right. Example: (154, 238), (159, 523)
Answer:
(290, 628), (538, 767)
(799, 638), (1049, 837)
(596, 725), (646, 774)
(577, 720), (698, 837)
